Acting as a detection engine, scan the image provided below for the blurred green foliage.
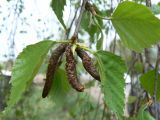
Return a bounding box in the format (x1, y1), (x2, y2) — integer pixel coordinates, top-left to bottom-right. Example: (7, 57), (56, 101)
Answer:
(1, 84), (106, 120)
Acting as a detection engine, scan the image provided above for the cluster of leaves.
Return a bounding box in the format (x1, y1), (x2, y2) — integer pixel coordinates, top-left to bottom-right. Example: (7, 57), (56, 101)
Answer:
(2, 0), (160, 120)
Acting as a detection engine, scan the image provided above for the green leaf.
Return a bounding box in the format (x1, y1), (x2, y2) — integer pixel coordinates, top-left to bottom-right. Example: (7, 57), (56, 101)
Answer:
(81, 12), (103, 43)
(111, 1), (160, 52)
(140, 70), (160, 100)
(95, 51), (126, 119)
(137, 105), (155, 120)
(6, 40), (55, 111)
(49, 68), (71, 105)
(50, 0), (66, 29)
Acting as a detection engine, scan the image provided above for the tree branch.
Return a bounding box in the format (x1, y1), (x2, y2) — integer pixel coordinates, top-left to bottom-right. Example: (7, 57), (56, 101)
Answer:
(146, 0), (151, 7)
(66, 6), (79, 39)
(73, 0), (88, 38)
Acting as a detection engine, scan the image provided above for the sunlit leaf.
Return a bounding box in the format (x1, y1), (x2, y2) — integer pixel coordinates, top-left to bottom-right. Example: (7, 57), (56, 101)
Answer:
(51, 0), (66, 29)
(6, 40), (56, 111)
(95, 51), (126, 119)
(112, 1), (160, 52)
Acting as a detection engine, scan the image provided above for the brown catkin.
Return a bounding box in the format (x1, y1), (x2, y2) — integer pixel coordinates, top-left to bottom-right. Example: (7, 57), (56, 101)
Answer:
(76, 48), (100, 81)
(65, 45), (84, 92)
(42, 44), (67, 98)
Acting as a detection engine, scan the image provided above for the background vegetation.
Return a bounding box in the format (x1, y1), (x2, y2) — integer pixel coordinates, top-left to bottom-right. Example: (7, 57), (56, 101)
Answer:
(1, 0), (160, 120)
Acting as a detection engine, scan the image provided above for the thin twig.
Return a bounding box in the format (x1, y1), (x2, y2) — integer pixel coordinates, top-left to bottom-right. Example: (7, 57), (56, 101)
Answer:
(66, 6), (79, 39)
(111, 33), (116, 53)
(73, 0), (88, 38)
(95, 14), (112, 20)
(146, 0), (151, 7)
(144, 0), (152, 72)
(144, 48), (152, 72)
(8, 0), (23, 59)
(126, 51), (138, 76)
(110, 0), (113, 12)
(66, 0), (72, 28)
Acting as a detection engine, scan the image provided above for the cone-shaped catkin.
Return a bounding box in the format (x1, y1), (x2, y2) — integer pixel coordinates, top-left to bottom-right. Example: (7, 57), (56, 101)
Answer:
(42, 44), (67, 98)
(76, 48), (100, 81)
(65, 45), (84, 92)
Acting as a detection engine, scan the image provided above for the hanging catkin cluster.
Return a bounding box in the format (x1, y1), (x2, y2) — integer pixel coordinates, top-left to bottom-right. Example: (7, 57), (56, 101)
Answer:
(42, 43), (100, 98)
